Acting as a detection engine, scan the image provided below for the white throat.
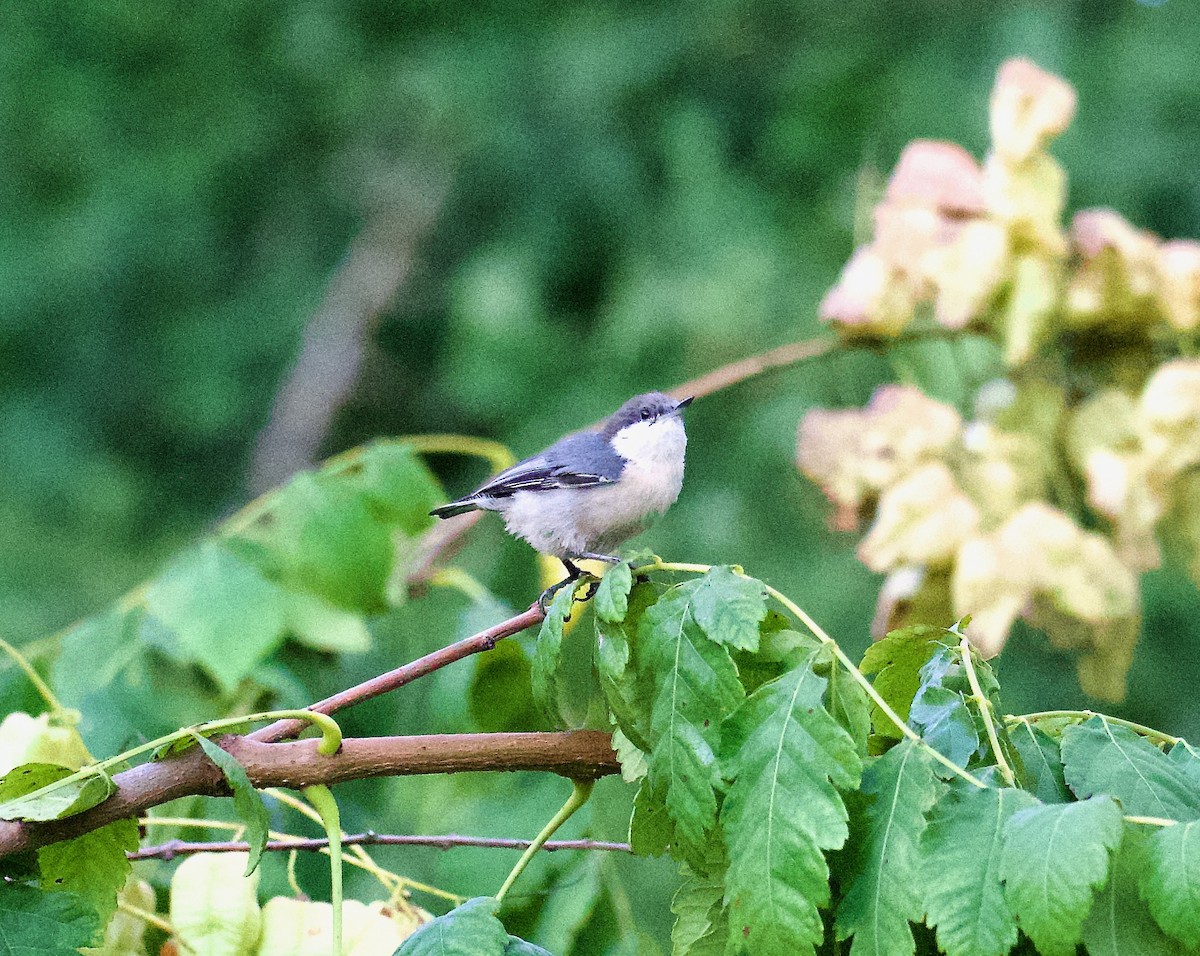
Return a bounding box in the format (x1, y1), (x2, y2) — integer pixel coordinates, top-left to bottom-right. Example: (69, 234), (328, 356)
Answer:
(611, 416), (687, 469)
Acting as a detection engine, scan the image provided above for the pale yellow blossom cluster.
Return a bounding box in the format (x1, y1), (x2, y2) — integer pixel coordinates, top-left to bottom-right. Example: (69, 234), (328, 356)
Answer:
(819, 58), (1200, 363)
(801, 58), (1200, 700)
(798, 362), (1200, 699)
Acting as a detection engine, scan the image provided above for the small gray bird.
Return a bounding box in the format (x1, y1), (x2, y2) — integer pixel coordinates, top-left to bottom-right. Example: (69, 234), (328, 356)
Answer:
(431, 392), (692, 597)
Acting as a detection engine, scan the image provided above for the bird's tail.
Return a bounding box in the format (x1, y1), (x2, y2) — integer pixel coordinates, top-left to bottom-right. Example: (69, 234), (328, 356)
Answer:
(430, 498), (481, 519)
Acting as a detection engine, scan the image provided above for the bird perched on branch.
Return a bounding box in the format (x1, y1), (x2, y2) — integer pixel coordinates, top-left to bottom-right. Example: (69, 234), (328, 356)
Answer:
(431, 392), (692, 603)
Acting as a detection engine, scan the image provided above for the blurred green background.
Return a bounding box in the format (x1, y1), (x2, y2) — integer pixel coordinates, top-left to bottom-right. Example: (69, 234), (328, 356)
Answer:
(4, 0), (1200, 946)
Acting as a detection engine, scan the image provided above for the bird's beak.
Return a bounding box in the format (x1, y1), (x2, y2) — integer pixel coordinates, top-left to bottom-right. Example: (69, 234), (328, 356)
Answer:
(672, 396), (694, 414)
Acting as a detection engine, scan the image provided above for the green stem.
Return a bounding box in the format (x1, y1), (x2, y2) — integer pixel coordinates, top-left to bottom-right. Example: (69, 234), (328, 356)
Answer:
(1006, 710), (1181, 748)
(303, 785), (343, 956)
(0, 635), (64, 714)
(496, 780), (595, 902)
(958, 637), (1015, 787)
(647, 560), (988, 790)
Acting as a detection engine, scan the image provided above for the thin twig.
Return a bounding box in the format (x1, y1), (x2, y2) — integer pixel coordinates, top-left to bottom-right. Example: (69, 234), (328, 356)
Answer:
(128, 832), (632, 862)
(666, 337), (835, 402)
(250, 604), (545, 743)
(959, 636), (1015, 787)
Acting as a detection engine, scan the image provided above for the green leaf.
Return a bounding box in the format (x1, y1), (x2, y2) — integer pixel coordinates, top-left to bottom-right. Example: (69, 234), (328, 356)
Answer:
(504, 939), (553, 956)
(720, 650), (863, 955)
(595, 561), (634, 623)
(1061, 718), (1200, 820)
(611, 727), (648, 782)
(1141, 820), (1200, 948)
(351, 443), (443, 535)
(241, 472), (395, 614)
(0, 884), (100, 955)
(629, 777), (674, 857)
(997, 795), (1124, 956)
(641, 583), (744, 856)
(283, 589), (372, 654)
(395, 897), (509, 956)
(859, 627), (944, 739)
(190, 733), (269, 875)
(922, 786), (1036, 956)
(37, 817), (138, 931)
(145, 541), (288, 693)
(0, 763), (115, 822)
(671, 864), (728, 956)
(835, 739), (941, 956)
(907, 685), (978, 770)
(531, 584), (575, 724)
(595, 581), (659, 751)
(1082, 827), (1187, 956)
(688, 566), (767, 652)
(532, 854), (603, 955)
(469, 641), (542, 734)
(1009, 721), (1070, 803)
(817, 645), (871, 756)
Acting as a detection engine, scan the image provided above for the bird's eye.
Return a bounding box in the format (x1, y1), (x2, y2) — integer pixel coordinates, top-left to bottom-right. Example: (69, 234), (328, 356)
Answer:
(640, 408), (652, 421)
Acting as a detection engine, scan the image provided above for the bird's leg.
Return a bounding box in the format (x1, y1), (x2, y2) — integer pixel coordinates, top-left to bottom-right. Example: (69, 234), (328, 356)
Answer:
(538, 559), (583, 613)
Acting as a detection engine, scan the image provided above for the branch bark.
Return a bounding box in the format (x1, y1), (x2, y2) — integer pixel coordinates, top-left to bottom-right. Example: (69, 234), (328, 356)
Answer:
(0, 732), (618, 857)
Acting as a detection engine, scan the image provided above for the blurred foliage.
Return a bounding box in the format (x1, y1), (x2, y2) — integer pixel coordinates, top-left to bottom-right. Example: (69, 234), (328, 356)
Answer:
(4, 0), (1200, 953)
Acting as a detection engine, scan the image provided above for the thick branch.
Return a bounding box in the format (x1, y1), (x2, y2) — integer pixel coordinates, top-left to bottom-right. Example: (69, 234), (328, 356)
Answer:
(130, 833), (632, 862)
(0, 732), (618, 857)
(250, 604), (545, 743)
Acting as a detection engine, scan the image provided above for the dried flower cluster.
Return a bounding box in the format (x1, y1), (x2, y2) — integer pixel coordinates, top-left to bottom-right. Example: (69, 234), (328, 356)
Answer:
(800, 59), (1200, 700)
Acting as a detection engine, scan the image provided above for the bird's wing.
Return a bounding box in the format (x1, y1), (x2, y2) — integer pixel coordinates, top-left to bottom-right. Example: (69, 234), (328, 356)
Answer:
(470, 433), (625, 499)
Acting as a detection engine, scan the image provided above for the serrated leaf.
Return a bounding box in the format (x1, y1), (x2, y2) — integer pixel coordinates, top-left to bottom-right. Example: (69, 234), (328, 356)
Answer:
(688, 567), (767, 652)
(595, 562), (634, 623)
(395, 897), (509, 956)
(1169, 740), (1200, 788)
(835, 740), (940, 956)
(720, 650), (862, 955)
(860, 627), (945, 739)
(997, 795), (1123, 956)
(611, 727), (648, 782)
(1061, 718), (1200, 820)
(922, 786), (1036, 956)
(169, 852), (262, 956)
(907, 686), (978, 770)
(1141, 820), (1200, 948)
(145, 541), (288, 693)
(595, 582), (659, 751)
(0, 763), (115, 822)
(531, 584), (575, 725)
(641, 584), (744, 857)
(1009, 721), (1070, 803)
(817, 646), (871, 756)
(1082, 827), (1186, 956)
(629, 777), (674, 857)
(190, 734), (269, 876)
(37, 817), (138, 931)
(0, 884), (100, 955)
(671, 865), (728, 956)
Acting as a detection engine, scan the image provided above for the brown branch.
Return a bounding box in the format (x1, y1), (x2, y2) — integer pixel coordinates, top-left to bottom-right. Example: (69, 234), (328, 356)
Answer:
(250, 603), (545, 743)
(0, 732), (618, 857)
(129, 832), (632, 862)
(666, 337), (835, 402)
